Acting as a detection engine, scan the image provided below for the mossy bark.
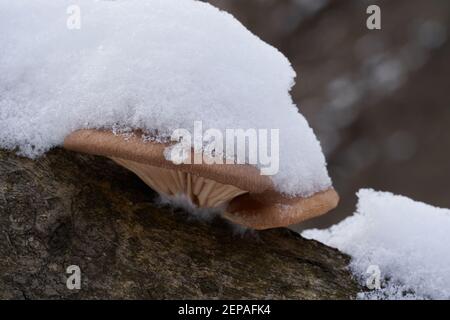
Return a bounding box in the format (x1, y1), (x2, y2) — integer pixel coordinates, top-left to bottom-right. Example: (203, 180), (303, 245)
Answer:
(0, 149), (360, 299)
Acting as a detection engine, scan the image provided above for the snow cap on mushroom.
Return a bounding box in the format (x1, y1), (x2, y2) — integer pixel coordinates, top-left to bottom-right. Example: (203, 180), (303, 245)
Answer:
(1, 0), (338, 228)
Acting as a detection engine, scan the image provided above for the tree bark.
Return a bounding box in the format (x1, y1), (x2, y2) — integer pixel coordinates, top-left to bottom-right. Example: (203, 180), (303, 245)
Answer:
(0, 148), (360, 299)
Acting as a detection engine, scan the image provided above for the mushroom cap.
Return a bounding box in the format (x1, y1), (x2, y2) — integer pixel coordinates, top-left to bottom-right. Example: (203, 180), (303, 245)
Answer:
(64, 129), (272, 193)
(225, 189), (338, 230)
(64, 129), (338, 229)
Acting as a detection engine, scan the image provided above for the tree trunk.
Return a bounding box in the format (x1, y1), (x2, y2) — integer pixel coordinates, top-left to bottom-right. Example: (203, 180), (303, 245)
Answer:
(0, 149), (360, 299)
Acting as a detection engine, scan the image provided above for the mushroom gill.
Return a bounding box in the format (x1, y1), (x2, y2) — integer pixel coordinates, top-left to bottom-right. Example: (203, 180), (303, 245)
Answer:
(111, 157), (248, 208)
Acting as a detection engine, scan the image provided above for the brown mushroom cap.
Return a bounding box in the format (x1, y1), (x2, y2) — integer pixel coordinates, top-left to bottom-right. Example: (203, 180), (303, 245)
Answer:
(64, 129), (339, 229)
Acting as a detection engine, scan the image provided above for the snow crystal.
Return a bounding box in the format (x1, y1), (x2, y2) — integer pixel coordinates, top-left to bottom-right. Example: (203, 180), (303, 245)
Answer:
(0, 0), (331, 196)
(303, 189), (450, 300)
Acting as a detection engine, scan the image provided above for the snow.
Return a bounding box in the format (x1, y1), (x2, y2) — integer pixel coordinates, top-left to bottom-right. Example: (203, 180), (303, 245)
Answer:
(303, 189), (450, 300)
(0, 0), (331, 197)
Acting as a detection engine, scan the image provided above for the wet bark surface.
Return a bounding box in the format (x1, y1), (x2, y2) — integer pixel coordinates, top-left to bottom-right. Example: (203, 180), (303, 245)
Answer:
(0, 149), (360, 299)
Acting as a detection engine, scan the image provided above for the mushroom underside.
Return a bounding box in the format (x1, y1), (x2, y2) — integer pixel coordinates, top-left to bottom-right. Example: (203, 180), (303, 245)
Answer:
(111, 157), (339, 230)
(112, 157), (248, 209)
(63, 129), (339, 230)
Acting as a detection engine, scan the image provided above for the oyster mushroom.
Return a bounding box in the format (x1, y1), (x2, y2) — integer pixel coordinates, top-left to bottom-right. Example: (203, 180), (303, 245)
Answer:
(64, 129), (339, 230)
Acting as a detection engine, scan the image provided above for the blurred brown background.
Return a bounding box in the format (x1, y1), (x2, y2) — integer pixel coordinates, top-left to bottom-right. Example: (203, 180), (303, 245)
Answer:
(207, 0), (450, 229)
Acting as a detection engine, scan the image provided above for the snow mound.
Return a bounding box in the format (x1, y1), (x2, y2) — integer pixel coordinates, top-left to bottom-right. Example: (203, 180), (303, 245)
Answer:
(0, 0), (331, 196)
(303, 189), (450, 299)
